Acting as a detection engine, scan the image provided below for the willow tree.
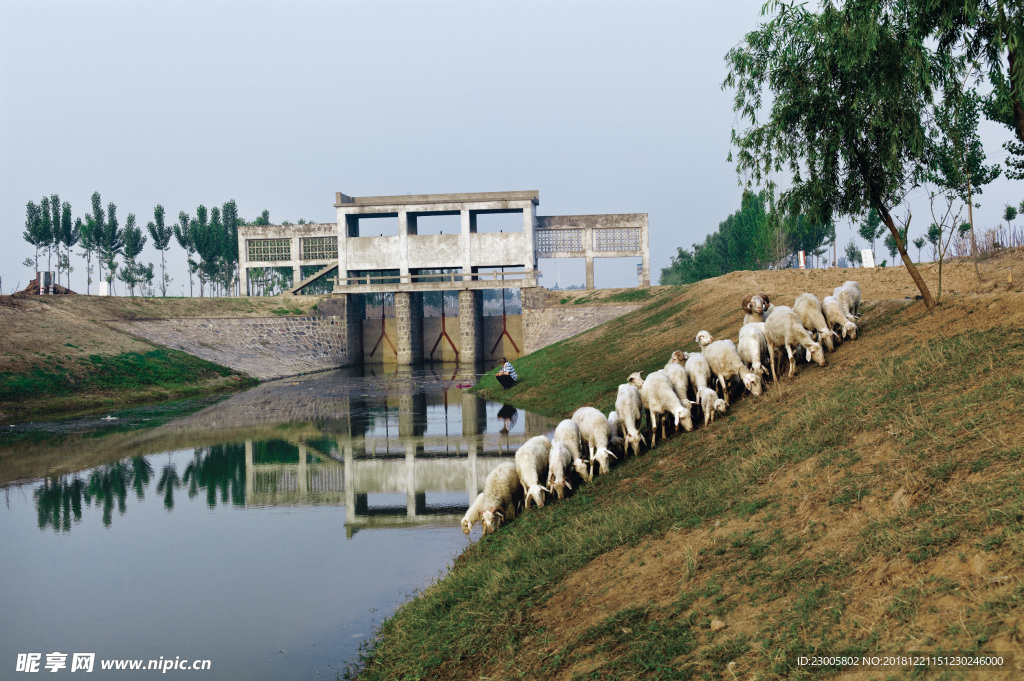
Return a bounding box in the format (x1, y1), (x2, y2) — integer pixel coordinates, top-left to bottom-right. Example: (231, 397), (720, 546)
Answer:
(724, 0), (939, 307)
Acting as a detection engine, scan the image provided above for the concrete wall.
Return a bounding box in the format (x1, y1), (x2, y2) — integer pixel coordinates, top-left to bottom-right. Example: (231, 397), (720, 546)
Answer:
(362, 315), (524, 364)
(111, 315), (353, 380)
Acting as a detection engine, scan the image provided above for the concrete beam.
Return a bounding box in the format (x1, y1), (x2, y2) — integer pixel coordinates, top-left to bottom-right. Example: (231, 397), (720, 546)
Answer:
(335, 190), (539, 208)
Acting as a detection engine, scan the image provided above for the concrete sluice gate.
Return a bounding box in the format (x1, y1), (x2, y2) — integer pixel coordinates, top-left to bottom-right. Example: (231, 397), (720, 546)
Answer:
(238, 190), (651, 366)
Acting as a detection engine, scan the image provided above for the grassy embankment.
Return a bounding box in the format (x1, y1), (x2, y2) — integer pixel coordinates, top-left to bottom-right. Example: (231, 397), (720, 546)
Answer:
(0, 294), (324, 423)
(351, 259), (1024, 679)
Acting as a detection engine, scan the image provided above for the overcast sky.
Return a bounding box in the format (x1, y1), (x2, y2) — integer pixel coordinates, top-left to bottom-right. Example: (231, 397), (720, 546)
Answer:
(2, 0), (1021, 294)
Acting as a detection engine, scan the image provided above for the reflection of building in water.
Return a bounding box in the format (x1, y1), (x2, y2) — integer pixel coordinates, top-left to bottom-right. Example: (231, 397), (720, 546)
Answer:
(242, 390), (554, 537)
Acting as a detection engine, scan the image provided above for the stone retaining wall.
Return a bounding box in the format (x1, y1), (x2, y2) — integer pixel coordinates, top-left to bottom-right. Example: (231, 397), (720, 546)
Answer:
(111, 315), (351, 380)
(522, 304), (642, 354)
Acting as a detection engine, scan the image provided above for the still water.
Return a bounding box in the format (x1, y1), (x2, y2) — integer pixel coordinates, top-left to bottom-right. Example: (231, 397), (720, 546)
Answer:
(0, 366), (555, 680)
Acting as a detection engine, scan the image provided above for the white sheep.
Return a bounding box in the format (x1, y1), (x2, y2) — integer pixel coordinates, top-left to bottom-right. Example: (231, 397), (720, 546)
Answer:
(822, 295), (858, 340)
(515, 435), (551, 509)
(554, 418), (592, 483)
(615, 383), (647, 457)
(793, 292), (837, 352)
(628, 370), (694, 445)
(607, 410), (624, 457)
(764, 305), (826, 379)
(737, 322), (770, 379)
(741, 293), (770, 325)
(462, 492), (485, 535)
(840, 280), (862, 317)
(702, 339), (761, 403)
(480, 462), (523, 534)
(663, 358), (690, 403)
(696, 386), (728, 427)
(573, 407), (617, 476)
(547, 441), (574, 500)
(696, 330), (715, 349)
(683, 350), (713, 399)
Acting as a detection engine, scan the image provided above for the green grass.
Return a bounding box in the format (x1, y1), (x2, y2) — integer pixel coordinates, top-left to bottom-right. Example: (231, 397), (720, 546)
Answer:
(351, 293), (1024, 680)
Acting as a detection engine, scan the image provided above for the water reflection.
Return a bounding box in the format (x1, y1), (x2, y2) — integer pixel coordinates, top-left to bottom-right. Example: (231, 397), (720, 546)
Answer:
(16, 365), (556, 537)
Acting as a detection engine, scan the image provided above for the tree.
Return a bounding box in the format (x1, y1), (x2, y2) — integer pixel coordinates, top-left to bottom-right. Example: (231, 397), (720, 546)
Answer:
(222, 199), (240, 295)
(1005, 204), (1018, 230)
(857, 209), (886, 263)
(927, 191), (965, 302)
(725, 0), (939, 307)
(49, 194), (61, 277)
(39, 196), (55, 275)
(146, 204), (173, 296)
(189, 205), (215, 297)
(927, 86), (1000, 280)
(77, 217), (95, 294)
(118, 214), (147, 296)
(914, 0), (1024, 178)
(173, 210), (197, 296)
(913, 236), (926, 262)
(58, 202), (78, 289)
(100, 201), (125, 292)
(89, 193), (107, 286)
(22, 201), (46, 273)
(844, 239), (863, 267)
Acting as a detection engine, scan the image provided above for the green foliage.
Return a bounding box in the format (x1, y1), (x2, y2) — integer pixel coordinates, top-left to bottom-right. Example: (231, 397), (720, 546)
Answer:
(844, 238), (863, 266)
(118, 214), (152, 296)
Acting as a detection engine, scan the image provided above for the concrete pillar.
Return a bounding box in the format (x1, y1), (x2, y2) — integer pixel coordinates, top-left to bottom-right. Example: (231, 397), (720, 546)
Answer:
(398, 391), (426, 438)
(586, 256), (595, 290)
(398, 210), (411, 281)
(298, 444), (308, 496)
(290, 236), (301, 288)
(239, 240), (250, 295)
(395, 291), (423, 365)
(461, 392), (487, 436)
(460, 209), (473, 281)
(523, 202), (537, 285)
(405, 443), (418, 518)
(343, 443), (355, 525)
(640, 214), (651, 286)
(335, 212), (352, 291)
(458, 289), (483, 365)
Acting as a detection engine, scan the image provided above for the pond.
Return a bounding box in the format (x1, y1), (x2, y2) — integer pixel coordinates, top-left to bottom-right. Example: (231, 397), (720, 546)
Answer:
(0, 365), (555, 680)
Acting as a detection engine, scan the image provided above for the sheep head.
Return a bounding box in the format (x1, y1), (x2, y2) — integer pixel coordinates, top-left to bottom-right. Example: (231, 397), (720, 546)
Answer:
(572, 458), (593, 483)
(674, 405), (694, 432)
(806, 341), (826, 366)
(481, 508), (504, 534)
(696, 330), (714, 348)
(743, 371), (762, 396)
(461, 517), (473, 535)
(844, 321), (857, 340)
(525, 484), (547, 509)
(714, 398), (728, 414)
(593, 447), (617, 475)
(820, 329), (836, 352)
(627, 372), (644, 389)
(669, 350), (686, 364)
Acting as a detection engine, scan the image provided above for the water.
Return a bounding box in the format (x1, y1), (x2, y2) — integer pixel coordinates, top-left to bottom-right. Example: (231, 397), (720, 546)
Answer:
(0, 366), (555, 680)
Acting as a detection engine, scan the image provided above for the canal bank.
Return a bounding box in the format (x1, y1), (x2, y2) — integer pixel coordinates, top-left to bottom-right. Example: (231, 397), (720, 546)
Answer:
(351, 255), (1024, 680)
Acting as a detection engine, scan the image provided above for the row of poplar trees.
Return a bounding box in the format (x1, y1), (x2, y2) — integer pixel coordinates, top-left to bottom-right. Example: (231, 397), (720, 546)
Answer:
(22, 192), (270, 297)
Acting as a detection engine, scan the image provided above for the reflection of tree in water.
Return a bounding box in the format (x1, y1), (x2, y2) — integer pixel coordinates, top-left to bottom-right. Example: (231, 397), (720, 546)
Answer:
(32, 445), (248, 531)
(183, 443), (246, 508)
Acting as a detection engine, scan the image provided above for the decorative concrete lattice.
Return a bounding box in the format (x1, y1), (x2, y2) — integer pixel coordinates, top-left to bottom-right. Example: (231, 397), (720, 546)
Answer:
(301, 236), (338, 260)
(536, 229), (584, 256)
(595, 228), (642, 252)
(248, 238), (291, 262)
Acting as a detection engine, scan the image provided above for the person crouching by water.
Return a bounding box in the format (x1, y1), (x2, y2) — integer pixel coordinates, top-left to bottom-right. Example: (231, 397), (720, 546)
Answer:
(496, 356), (517, 389)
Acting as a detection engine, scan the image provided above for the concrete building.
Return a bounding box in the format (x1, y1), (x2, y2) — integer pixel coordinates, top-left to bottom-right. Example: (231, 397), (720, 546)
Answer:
(236, 190), (649, 366)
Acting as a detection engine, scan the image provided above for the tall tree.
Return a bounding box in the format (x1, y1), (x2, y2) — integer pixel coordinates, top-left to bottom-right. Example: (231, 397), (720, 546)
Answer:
(59, 202), (77, 288)
(222, 199), (240, 295)
(39, 196), (55, 275)
(725, 0), (940, 307)
(118, 214), (147, 296)
(146, 204), (173, 296)
(173, 210), (197, 297)
(100, 201), (125, 292)
(89, 192), (107, 286)
(858, 209), (886, 263)
(190, 205), (213, 297)
(927, 86), (1000, 280)
(77, 217), (95, 295)
(22, 201), (46, 273)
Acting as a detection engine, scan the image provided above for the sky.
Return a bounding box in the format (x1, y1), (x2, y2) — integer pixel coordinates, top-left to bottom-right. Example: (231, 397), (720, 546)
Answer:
(1, 0), (1021, 295)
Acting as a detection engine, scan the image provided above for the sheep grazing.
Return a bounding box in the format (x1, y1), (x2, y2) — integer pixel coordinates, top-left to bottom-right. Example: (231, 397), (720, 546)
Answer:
(547, 441), (574, 500)
(696, 330), (715, 349)
(480, 462), (523, 534)
(702, 339), (761, 402)
(840, 281), (862, 317)
(833, 281), (861, 320)
(554, 418), (591, 483)
(764, 305), (826, 379)
(629, 370), (693, 445)
(573, 407), (617, 476)
(607, 410), (626, 458)
(683, 351), (713, 397)
(793, 292), (837, 352)
(737, 322), (770, 379)
(822, 295), (858, 340)
(615, 383), (647, 457)
(741, 293), (770, 325)
(663, 359), (690, 403)
(462, 492), (485, 535)
(696, 386), (728, 426)
(515, 435), (552, 509)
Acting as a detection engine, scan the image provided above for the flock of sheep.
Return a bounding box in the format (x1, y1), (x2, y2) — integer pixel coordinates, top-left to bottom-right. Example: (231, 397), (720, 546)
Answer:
(461, 281), (864, 536)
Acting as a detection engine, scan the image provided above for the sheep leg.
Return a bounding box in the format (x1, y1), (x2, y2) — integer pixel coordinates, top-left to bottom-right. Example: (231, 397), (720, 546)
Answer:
(785, 344), (796, 377)
(767, 344), (777, 382)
